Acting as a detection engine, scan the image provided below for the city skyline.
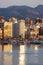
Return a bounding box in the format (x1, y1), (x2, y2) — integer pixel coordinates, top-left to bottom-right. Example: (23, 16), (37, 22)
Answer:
(0, 0), (43, 8)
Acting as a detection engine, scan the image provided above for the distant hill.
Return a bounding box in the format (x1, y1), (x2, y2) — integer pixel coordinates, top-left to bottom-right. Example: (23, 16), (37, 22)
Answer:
(0, 5), (43, 20)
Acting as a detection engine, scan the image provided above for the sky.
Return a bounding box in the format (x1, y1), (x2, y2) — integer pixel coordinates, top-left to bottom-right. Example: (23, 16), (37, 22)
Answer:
(0, 0), (43, 8)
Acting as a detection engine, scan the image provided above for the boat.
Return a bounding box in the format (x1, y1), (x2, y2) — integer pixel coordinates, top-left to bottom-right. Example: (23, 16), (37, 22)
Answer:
(9, 40), (17, 44)
(30, 40), (41, 44)
(2, 40), (9, 44)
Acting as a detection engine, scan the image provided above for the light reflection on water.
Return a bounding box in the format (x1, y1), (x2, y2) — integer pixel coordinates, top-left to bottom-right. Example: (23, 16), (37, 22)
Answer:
(19, 45), (26, 65)
(0, 44), (43, 65)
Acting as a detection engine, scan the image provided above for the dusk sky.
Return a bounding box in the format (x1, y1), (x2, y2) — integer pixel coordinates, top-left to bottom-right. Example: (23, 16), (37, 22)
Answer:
(0, 0), (43, 8)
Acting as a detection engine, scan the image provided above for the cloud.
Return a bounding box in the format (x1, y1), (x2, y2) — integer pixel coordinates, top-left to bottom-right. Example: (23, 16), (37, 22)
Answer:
(0, 0), (43, 8)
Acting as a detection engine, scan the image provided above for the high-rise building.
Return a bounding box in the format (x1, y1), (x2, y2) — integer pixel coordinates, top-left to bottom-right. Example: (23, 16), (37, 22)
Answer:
(4, 22), (13, 38)
(12, 22), (19, 38)
(12, 19), (26, 39)
(18, 20), (26, 38)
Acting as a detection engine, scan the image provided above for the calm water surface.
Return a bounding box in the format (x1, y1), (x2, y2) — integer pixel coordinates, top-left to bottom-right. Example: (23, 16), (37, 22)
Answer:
(0, 43), (43, 65)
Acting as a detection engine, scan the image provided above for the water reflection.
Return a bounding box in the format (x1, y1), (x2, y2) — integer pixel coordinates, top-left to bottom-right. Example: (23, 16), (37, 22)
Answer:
(0, 44), (43, 65)
(19, 45), (26, 65)
(4, 44), (12, 52)
(34, 45), (39, 51)
(30, 45), (39, 63)
(4, 54), (12, 65)
(0, 44), (2, 52)
(2, 44), (12, 65)
(30, 44), (39, 51)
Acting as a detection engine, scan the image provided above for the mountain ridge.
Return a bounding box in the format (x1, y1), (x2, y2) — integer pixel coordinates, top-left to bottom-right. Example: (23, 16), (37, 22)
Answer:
(0, 5), (43, 20)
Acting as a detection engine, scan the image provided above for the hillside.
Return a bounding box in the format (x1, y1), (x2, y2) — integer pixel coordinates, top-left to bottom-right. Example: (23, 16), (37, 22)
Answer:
(0, 5), (43, 20)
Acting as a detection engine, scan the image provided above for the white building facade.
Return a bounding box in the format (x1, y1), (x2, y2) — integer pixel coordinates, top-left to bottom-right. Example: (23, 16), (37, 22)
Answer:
(19, 20), (26, 38)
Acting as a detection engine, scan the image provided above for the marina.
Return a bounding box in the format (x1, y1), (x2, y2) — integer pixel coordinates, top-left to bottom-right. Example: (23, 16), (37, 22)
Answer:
(0, 39), (43, 45)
